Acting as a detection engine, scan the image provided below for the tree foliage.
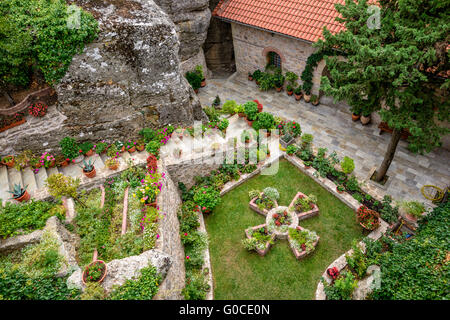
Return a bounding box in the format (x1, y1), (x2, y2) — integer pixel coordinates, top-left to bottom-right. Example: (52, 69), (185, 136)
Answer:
(317, 0), (449, 154)
(0, 0), (98, 87)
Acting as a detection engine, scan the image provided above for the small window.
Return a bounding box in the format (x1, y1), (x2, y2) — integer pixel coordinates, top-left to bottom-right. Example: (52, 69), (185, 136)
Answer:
(268, 51), (282, 69)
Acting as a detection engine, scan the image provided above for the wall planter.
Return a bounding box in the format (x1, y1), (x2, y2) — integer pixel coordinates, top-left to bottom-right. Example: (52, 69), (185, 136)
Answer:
(360, 115), (371, 125)
(83, 166), (96, 179)
(280, 137), (295, 149)
(0, 118), (26, 133)
(82, 260), (107, 285)
(1, 155), (15, 168)
(288, 192), (320, 221)
(244, 224), (276, 256)
(288, 226), (320, 260)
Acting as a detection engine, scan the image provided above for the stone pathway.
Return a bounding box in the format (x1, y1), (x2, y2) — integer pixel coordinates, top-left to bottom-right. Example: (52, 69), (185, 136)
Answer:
(198, 76), (450, 203)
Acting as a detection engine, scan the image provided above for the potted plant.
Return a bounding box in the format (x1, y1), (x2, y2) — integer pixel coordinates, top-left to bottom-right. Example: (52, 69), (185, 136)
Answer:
(360, 111), (371, 125)
(243, 101), (259, 125)
(399, 201), (426, 222)
(79, 141), (94, 157)
(303, 82), (312, 102)
(286, 144), (298, 156)
(356, 205), (380, 231)
(136, 139), (146, 151)
(8, 183), (30, 202)
(126, 140), (137, 153)
(212, 95), (221, 107)
(94, 141), (108, 155)
(280, 133), (294, 149)
(195, 65), (206, 87)
(133, 172), (162, 207)
(240, 130), (252, 144)
(253, 99), (263, 113)
(186, 70), (202, 93)
(294, 86), (303, 101)
(82, 260), (107, 285)
(274, 73), (285, 92)
(286, 84), (294, 96)
(235, 104), (246, 117)
(304, 161), (312, 169)
(248, 72), (253, 81)
(55, 155), (70, 168)
(253, 70), (262, 84)
(28, 101), (48, 117)
(252, 112), (275, 134)
(105, 157), (119, 170)
(311, 94), (319, 106)
(60, 137), (82, 163)
(193, 186), (221, 214)
(337, 185), (345, 194)
(351, 105), (362, 121)
(13, 150), (33, 171)
(81, 159), (96, 178)
(1, 155), (15, 168)
(30, 157), (42, 171)
(39, 152), (56, 168)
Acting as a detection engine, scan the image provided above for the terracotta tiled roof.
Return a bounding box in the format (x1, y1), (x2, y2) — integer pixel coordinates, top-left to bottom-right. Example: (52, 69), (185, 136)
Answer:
(213, 0), (345, 42)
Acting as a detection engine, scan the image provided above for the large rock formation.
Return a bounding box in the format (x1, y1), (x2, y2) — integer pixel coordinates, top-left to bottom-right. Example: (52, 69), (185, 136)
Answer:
(204, 0), (236, 75)
(153, 0), (211, 74)
(0, 0), (206, 156)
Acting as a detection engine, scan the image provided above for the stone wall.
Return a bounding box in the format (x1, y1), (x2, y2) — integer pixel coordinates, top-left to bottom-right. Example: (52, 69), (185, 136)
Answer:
(204, 1), (236, 75)
(231, 23), (323, 95)
(154, 160), (185, 300)
(0, 0), (207, 157)
(153, 0), (211, 76)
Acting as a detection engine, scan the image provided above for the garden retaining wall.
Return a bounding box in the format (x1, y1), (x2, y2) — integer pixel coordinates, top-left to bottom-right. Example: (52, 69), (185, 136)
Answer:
(154, 160), (186, 300)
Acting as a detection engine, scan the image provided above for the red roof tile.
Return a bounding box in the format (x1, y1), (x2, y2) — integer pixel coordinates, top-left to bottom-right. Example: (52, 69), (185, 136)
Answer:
(213, 0), (345, 42)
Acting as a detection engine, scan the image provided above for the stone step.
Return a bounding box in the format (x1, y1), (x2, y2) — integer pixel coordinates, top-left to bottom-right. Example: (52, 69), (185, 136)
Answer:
(22, 167), (38, 195)
(8, 168), (23, 190)
(61, 162), (82, 178)
(121, 151), (132, 164)
(0, 166), (10, 201)
(47, 167), (59, 179)
(35, 167), (48, 189)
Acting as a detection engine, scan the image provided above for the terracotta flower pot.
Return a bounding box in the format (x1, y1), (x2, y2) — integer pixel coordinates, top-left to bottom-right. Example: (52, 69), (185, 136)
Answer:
(128, 146), (136, 153)
(360, 115), (371, 125)
(136, 145), (145, 152)
(58, 160), (69, 167)
(15, 190), (31, 203)
(194, 89), (199, 94)
(82, 260), (107, 285)
(248, 75), (253, 81)
(48, 160), (56, 168)
(405, 213), (419, 222)
(246, 119), (254, 127)
(276, 87), (282, 92)
(352, 113), (361, 121)
(85, 149), (94, 157)
(121, 146), (126, 153)
(312, 99), (319, 106)
(238, 112), (246, 118)
(200, 79), (206, 87)
(287, 91), (293, 96)
(83, 167), (96, 179)
(304, 94), (311, 103)
(108, 162), (119, 170)
(2, 156), (15, 168)
(336, 187), (345, 194)
(294, 94), (302, 101)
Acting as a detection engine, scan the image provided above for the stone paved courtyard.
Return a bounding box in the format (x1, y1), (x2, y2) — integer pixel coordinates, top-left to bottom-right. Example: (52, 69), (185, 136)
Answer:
(198, 75), (450, 204)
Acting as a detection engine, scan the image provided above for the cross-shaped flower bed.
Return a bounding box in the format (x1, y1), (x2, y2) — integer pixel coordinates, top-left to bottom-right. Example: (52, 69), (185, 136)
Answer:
(244, 189), (320, 260)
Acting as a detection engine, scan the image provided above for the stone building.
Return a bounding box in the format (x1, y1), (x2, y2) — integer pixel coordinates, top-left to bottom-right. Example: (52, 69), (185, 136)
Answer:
(212, 0), (345, 94)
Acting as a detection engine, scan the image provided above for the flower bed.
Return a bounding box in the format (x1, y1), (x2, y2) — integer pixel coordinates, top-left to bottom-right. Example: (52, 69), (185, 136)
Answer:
(356, 205), (380, 231)
(249, 192), (278, 216)
(288, 192), (319, 221)
(243, 224), (276, 256)
(288, 226), (320, 260)
(266, 206), (298, 239)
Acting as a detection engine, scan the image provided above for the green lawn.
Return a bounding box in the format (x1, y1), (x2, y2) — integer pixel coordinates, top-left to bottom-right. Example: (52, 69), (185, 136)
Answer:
(204, 159), (362, 300)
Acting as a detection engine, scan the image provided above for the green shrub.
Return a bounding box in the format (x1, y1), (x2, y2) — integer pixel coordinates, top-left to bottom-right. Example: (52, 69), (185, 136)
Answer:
(0, 0), (98, 87)
(322, 271), (358, 300)
(186, 71), (202, 90)
(262, 187), (279, 201)
(139, 128), (157, 143)
(193, 186), (221, 212)
(222, 100), (237, 114)
(146, 141), (161, 158)
(341, 156), (355, 175)
(183, 270), (209, 300)
(253, 112), (275, 131)
(59, 137), (80, 161)
(0, 200), (63, 239)
(379, 195), (399, 223)
(243, 101), (259, 120)
(286, 145), (298, 155)
(109, 266), (161, 300)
